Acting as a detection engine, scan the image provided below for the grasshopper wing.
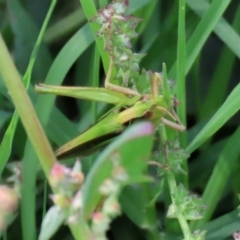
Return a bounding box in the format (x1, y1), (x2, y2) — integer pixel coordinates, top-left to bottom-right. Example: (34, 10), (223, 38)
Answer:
(55, 110), (124, 159)
(55, 101), (153, 159)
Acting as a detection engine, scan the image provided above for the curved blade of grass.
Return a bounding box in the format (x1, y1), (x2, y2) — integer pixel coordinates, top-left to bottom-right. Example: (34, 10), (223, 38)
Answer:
(0, 111), (11, 129)
(169, 0), (231, 79)
(189, 139), (226, 188)
(7, 0), (52, 79)
(47, 110), (78, 146)
(187, 83), (240, 153)
(204, 210), (240, 240)
(191, 126), (240, 230)
(44, 8), (85, 44)
(200, 4), (240, 119)
(187, 0), (240, 59)
(140, 1), (179, 68)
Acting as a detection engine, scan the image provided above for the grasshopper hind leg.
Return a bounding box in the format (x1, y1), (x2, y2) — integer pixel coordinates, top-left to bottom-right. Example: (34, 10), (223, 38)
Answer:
(160, 117), (185, 132)
(156, 106), (185, 132)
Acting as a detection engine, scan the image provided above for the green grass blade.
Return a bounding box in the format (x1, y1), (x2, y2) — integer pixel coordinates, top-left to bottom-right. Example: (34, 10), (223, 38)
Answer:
(135, 0), (158, 37)
(0, 78), (78, 148)
(47, 109), (78, 146)
(187, 83), (240, 153)
(90, 45), (100, 166)
(0, 110), (10, 129)
(204, 210), (240, 239)
(44, 9), (85, 44)
(175, 0), (188, 188)
(185, 0), (231, 74)
(200, 4), (240, 119)
(176, 0), (186, 134)
(0, 0), (56, 179)
(188, 0), (240, 59)
(23, 0), (56, 87)
(9, 1), (56, 240)
(6, 0), (52, 79)
(91, 46), (100, 125)
(169, 0), (231, 79)
(127, 0), (154, 14)
(0, 0), (56, 178)
(0, 113), (18, 175)
(189, 139), (226, 188)
(79, 0), (109, 72)
(0, 35), (56, 240)
(191, 126), (240, 230)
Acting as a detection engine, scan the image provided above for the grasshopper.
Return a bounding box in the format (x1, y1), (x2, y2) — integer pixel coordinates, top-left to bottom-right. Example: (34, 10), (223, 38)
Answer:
(35, 62), (185, 159)
(35, 1), (185, 159)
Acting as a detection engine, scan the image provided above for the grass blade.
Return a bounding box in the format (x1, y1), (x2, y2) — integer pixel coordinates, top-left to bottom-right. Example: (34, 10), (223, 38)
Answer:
(191, 126), (240, 229)
(169, 0), (231, 79)
(187, 83), (240, 153)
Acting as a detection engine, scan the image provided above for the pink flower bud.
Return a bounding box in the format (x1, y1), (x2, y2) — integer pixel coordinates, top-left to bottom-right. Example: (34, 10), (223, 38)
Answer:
(0, 186), (18, 214)
(49, 163), (66, 187)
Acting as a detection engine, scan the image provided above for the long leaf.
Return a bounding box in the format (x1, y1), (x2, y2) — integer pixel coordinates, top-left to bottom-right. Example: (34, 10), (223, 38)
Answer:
(169, 0), (231, 78)
(187, 83), (240, 153)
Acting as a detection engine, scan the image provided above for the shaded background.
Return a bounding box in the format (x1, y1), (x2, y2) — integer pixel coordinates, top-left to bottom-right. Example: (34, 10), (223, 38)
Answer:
(0, 0), (240, 239)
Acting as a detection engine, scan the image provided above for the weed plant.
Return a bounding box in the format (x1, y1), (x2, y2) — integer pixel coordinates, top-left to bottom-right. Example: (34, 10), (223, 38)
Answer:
(0, 0), (240, 240)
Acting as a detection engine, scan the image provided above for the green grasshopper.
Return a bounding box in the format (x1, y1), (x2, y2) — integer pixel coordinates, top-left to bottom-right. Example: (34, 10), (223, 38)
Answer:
(35, 1), (185, 160)
(35, 62), (185, 159)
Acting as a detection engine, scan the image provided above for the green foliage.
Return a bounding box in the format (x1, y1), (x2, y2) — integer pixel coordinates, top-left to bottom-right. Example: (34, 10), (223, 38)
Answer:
(0, 0), (240, 240)
(167, 184), (206, 221)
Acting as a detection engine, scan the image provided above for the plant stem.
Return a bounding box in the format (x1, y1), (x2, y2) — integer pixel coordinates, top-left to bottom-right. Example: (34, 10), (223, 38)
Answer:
(0, 34), (56, 176)
(159, 125), (192, 240)
(166, 172), (192, 240)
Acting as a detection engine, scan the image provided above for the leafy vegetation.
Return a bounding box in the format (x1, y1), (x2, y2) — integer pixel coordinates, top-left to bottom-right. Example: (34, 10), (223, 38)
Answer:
(0, 0), (240, 239)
